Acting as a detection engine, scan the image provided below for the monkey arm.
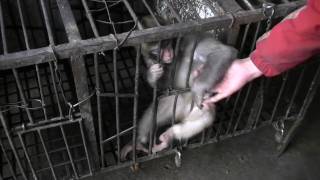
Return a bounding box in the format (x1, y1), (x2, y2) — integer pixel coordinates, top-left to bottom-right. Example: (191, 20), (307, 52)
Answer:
(250, 0), (320, 77)
(152, 106), (215, 153)
(191, 45), (237, 106)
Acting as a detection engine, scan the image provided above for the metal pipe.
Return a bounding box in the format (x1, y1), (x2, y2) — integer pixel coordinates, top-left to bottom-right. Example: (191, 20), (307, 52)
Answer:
(226, 90), (242, 134)
(240, 0), (255, 10)
(94, 53), (105, 167)
(250, 22), (261, 51)
(79, 120), (93, 175)
(99, 93), (135, 98)
(122, 0), (143, 30)
(0, 0), (7, 54)
(39, 0), (54, 45)
(0, 112), (28, 179)
(17, 117), (82, 134)
(269, 72), (288, 123)
(48, 62), (63, 117)
(141, 0), (161, 26)
(239, 23), (251, 56)
(233, 83), (252, 132)
(0, 140), (17, 180)
(112, 49), (121, 164)
(132, 45), (141, 163)
(60, 125), (79, 178)
(285, 67), (306, 118)
(16, 0), (30, 49)
(12, 68), (34, 123)
(81, 0), (100, 37)
(38, 129), (58, 180)
(170, 37), (181, 88)
(17, 134), (38, 179)
(0, 1), (305, 70)
(35, 64), (48, 121)
(278, 64), (320, 155)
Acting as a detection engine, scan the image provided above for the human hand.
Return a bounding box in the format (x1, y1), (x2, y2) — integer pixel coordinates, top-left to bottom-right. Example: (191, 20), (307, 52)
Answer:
(202, 57), (263, 109)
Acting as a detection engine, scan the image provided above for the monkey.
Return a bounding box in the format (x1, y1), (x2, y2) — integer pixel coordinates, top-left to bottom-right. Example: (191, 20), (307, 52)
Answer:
(120, 16), (238, 160)
(139, 16), (174, 89)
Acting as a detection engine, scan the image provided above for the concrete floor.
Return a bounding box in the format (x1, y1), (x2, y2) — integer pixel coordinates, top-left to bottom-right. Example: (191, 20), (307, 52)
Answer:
(88, 93), (320, 180)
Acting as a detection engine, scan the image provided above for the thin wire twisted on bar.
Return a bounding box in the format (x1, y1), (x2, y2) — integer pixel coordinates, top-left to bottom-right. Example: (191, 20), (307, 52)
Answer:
(89, 0), (138, 50)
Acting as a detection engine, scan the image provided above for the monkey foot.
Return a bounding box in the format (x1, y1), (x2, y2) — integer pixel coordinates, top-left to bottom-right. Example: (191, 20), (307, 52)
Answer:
(152, 129), (174, 153)
(120, 142), (148, 161)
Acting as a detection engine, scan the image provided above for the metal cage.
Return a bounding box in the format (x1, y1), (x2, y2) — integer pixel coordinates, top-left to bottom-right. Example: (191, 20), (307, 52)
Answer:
(0, 0), (318, 179)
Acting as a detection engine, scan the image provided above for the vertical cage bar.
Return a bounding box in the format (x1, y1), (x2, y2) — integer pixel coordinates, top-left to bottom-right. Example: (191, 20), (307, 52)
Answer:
(35, 64), (48, 121)
(16, 0), (30, 49)
(48, 62), (63, 117)
(170, 37), (181, 88)
(269, 72), (288, 123)
(285, 67), (306, 118)
(0, 140), (17, 180)
(122, 0), (143, 30)
(17, 133), (38, 179)
(226, 91), (242, 134)
(12, 69), (34, 123)
(170, 94), (179, 147)
(0, 112), (28, 180)
(141, 0), (161, 26)
(250, 22), (261, 51)
(0, 0), (7, 53)
(132, 46), (141, 163)
(239, 24), (251, 56)
(112, 49), (121, 163)
(185, 41), (198, 88)
(148, 40), (163, 153)
(253, 95), (264, 128)
(60, 126), (79, 178)
(149, 92), (159, 153)
(94, 53), (105, 167)
(38, 129), (58, 180)
(56, 0), (100, 169)
(233, 83), (252, 132)
(39, 0), (54, 45)
(246, 79), (264, 129)
(81, 0), (99, 37)
(278, 64), (320, 155)
(79, 120), (93, 175)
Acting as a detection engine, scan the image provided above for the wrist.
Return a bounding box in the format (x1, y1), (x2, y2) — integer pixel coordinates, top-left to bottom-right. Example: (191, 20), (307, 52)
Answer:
(242, 57), (263, 81)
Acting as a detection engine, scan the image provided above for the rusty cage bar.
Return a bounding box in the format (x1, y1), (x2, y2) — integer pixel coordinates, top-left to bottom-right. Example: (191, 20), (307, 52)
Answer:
(0, 0), (318, 179)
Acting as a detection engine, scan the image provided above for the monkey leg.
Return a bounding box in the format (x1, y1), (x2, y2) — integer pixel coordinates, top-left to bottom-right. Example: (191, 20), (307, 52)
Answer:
(120, 142), (148, 161)
(121, 96), (185, 160)
(152, 106), (215, 153)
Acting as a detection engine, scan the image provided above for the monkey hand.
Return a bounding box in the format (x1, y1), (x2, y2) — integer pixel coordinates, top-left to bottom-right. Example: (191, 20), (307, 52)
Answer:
(120, 141), (148, 161)
(152, 128), (174, 153)
(147, 64), (164, 85)
(202, 57), (263, 108)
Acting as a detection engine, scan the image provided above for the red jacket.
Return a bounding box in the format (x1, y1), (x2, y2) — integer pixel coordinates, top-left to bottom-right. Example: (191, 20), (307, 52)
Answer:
(250, 0), (320, 77)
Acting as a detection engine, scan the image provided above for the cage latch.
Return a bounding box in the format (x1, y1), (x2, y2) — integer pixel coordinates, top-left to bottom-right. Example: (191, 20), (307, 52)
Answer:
(262, 2), (275, 31)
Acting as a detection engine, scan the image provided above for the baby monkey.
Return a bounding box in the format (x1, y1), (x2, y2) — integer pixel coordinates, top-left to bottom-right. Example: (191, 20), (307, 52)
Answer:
(120, 16), (237, 160)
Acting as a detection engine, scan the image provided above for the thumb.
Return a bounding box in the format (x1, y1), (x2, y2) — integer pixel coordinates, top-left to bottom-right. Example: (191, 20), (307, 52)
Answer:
(202, 92), (227, 104)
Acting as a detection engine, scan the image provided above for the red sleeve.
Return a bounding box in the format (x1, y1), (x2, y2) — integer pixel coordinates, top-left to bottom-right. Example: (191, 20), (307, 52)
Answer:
(250, 0), (320, 77)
